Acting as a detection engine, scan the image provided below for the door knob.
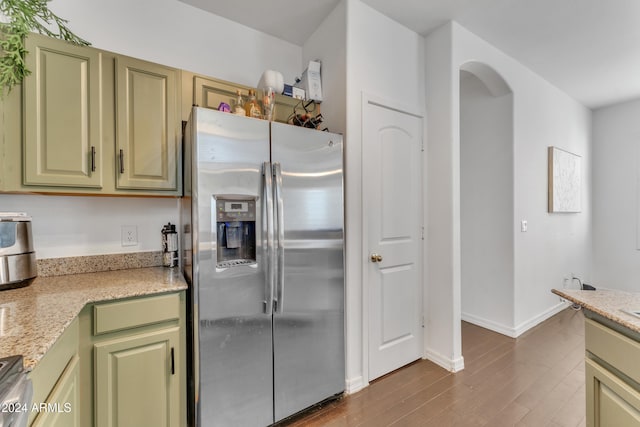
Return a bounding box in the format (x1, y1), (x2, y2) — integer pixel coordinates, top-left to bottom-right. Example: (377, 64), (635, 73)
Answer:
(370, 253), (383, 263)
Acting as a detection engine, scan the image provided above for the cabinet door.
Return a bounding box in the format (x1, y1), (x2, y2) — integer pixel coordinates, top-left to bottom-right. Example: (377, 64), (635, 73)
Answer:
(192, 75), (305, 124)
(115, 56), (178, 190)
(94, 327), (180, 427)
(31, 355), (81, 427)
(193, 76), (241, 110)
(23, 35), (103, 188)
(586, 358), (640, 427)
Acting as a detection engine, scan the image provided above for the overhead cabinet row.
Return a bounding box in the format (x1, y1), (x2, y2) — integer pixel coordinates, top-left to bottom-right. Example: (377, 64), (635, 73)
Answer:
(0, 33), (308, 196)
(0, 33), (181, 195)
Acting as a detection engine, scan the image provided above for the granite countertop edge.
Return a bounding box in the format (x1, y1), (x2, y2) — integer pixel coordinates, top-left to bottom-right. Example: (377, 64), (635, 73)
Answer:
(0, 267), (188, 370)
(552, 288), (640, 335)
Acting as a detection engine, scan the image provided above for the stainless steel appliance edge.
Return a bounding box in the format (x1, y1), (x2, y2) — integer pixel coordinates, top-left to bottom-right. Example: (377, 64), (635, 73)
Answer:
(182, 108), (345, 426)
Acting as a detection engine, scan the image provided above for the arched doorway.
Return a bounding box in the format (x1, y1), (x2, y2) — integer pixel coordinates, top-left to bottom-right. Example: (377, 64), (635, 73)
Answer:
(459, 62), (515, 336)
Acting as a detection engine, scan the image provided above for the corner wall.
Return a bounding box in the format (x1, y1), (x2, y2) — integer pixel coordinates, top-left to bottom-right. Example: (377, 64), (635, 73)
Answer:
(302, 2), (347, 135)
(344, 0), (426, 391)
(592, 99), (640, 290)
(425, 22), (592, 364)
(460, 71), (514, 334)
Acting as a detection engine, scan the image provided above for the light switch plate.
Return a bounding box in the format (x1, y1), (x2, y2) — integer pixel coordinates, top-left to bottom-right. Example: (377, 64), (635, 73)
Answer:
(520, 220), (528, 232)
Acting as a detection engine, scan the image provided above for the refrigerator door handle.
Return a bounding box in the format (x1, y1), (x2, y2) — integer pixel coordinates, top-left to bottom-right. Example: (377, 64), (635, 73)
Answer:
(263, 161), (276, 315)
(274, 162), (285, 313)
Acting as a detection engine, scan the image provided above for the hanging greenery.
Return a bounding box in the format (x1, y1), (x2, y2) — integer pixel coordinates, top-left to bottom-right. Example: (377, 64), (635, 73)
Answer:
(0, 0), (89, 97)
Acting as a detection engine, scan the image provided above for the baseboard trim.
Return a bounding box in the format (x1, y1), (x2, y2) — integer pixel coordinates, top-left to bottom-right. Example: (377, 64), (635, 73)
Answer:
(462, 301), (570, 338)
(424, 348), (465, 372)
(345, 375), (366, 394)
(461, 312), (517, 338)
(513, 301), (569, 337)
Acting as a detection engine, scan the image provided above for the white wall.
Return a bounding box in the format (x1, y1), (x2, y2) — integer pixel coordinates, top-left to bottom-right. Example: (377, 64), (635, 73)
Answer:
(49, 0), (302, 87)
(460, 71), (514, 332)
(425, 22), (592, 366)
(343, 0), (425, 392)
(0, 194), (178, 258)
(7, 0), (303, 259)
(424, 23), (462, 371)
(302, 2), (347, 135)
(593, 99), (640, 290)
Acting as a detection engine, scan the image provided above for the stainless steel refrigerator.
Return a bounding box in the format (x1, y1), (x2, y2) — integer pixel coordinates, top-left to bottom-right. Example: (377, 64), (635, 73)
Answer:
(181, 107), (345, 426)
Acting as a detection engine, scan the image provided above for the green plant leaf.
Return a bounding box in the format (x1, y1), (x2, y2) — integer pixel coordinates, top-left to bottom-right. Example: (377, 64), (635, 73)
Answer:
(0, 0), (90, 97)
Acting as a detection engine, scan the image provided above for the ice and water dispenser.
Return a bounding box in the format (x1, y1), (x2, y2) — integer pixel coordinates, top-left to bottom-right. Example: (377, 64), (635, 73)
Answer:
(214, 196), (256, 269)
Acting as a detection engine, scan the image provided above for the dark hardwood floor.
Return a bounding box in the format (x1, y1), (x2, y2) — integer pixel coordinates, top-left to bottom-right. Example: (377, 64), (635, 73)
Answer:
(284, 307), (586, 426)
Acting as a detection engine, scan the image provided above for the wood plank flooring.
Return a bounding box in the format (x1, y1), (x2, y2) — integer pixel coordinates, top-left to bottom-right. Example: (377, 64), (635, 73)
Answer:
(283, 307), (586, 427)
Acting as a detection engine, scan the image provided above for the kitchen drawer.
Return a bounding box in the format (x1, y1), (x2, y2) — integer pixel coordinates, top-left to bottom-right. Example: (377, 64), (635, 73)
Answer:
(585, 317), (640, 385)
(94, 293), (180, 335)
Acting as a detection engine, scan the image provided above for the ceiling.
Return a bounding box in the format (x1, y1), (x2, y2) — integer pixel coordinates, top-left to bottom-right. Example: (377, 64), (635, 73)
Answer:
(178, 0), (341, 47)
(180, 0), (640, 109)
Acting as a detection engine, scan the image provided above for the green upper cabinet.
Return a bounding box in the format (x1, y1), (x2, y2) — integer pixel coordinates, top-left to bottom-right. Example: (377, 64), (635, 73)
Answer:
(115, 57), (179, 191)
(23, 34), (103, 188)
(0, 33), (182, 196)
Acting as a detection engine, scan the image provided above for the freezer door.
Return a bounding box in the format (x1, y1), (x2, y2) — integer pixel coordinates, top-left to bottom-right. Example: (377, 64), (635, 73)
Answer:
(191, 108), (274, 427)
(271, 123), (345, 422)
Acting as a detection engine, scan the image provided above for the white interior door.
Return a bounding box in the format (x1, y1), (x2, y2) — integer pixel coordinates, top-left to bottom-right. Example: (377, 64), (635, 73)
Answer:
(364, 99), (423, 381)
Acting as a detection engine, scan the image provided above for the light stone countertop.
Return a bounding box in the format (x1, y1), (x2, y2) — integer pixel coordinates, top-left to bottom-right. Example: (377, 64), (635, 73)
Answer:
(552, 288), (640, 335)
(0, 267), (187, 370)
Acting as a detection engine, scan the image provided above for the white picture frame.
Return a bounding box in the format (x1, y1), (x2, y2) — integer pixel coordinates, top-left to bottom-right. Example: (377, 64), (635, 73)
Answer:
(548, 146), (581, 213)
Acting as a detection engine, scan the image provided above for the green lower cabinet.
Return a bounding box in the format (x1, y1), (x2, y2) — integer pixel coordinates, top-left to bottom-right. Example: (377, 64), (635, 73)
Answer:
(585, 317), (640, 427)
(28, 318), (80, 427)
(94, 325), (181, 427)
(31, 355), (81, 427)
(586, 358), (640, 426)
(80, 291), (187, 427)
(27, 290), (186, 427)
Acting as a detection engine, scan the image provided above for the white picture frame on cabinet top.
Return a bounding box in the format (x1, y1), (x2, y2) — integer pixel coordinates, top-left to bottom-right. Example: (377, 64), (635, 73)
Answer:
(548, 146), (581, 213)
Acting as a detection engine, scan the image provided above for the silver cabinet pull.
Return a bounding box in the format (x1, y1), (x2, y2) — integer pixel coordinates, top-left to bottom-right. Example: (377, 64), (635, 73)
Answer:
(90, 146), (96, 172)
(119, 149), (124, 174)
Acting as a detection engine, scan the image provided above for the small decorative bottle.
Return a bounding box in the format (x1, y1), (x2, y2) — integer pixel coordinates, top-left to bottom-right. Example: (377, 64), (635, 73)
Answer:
(244, 89), (262, 119)
(233, 90), (246, 116)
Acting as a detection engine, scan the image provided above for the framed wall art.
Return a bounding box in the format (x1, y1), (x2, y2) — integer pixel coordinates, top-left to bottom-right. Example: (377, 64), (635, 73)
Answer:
(548, 146), (581, 213)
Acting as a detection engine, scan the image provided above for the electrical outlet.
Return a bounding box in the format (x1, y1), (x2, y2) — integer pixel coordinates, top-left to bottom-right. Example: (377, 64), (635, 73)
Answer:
(121, 225), (138, 246)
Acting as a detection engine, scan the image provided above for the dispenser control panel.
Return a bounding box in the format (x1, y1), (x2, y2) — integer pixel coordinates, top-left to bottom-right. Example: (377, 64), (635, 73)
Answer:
(216, 199), (256, 221)
(214, 196), (257, 270)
